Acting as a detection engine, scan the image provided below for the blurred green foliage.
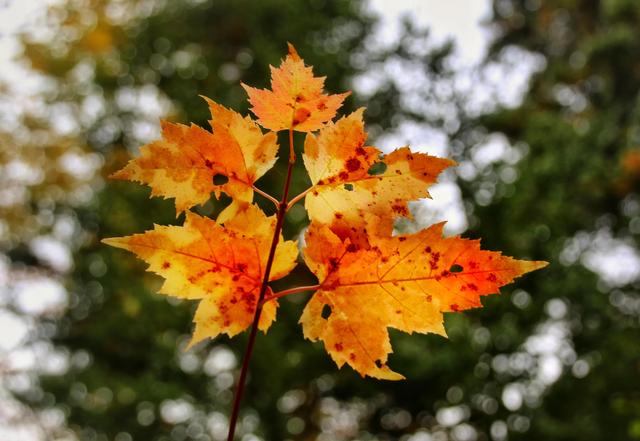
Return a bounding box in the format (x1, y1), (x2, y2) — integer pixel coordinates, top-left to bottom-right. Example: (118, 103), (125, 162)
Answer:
(4, 0), (640, 440)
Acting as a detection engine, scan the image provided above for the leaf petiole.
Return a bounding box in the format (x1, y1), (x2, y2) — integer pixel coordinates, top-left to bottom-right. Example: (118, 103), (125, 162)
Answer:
(263, 284), (321, 304)
(252, 185), (279, 208)
(286, 187), (312, 211)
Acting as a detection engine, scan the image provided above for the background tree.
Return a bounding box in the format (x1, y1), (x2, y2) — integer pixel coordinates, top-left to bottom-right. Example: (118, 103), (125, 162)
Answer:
(3, 0), (639, 440)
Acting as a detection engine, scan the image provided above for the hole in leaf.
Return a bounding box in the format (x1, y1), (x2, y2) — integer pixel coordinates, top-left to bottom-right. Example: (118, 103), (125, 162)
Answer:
(212, 174), (228, 185)
(321, 304), (332, 319)
(344, 183), (354, 191)
(367, 162), (387, 175)
(375, 359), (383, 368)
(450, 264), (464, 273)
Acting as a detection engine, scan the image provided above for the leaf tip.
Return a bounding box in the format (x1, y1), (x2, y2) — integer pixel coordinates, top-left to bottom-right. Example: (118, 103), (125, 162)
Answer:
(101, 236), (125, 249)
(286, 42), (301, 61)
(528, 260), (549, 272)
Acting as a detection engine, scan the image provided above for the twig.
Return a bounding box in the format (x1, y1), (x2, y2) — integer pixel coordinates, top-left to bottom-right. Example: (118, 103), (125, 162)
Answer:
(263, 284), (320, 304)
(227, 128), (297, 441)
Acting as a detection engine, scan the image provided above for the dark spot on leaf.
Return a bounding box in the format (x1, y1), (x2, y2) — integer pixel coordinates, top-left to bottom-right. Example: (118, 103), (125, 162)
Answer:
(292, 108), (311, 126)
(450, 264), (464, 273)
(334, 212), (343, 219)
(346, 157), (361, 172)
(162, 261), (171, 269)
(328, 257), (340, 272)
(346, 243), (358, 253)
(339, 171), (349, 180)
(355, 146), (367, 156)
(317, 101), (327, 110)
(204, 159), (213, 168)
(398, 237), (406, 242)
(450, 304), (460, 311)
(213, 173), (228, 185)
(344, 183), (354, 191)
(321, 304), (332, 319)
(367, 162), (387, 175)
(237, 263), (247, 273)
(392, 204), (408, 215)
(350, 353), (356, 361)
(487, 273), (497, 282)
(334, 342), (343, 351)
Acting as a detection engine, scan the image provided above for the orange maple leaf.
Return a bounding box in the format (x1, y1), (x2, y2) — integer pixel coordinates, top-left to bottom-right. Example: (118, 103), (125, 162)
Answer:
(242, 43), (350, 132)
(103, 204), (298, 345)
(302, 109), (455, 226)
(300, 220), (547, 379)
(112, 99), (278, 213)
(104, 44), (547, 390)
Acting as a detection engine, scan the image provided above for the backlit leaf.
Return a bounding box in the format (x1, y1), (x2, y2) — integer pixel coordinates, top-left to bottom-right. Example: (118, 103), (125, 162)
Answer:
(242, 43), (350, 132)
(103, 204), (298, 345)
(111, 99), (278, 213)
(300, 220), (547, 379)
(303, 110), (455, 226)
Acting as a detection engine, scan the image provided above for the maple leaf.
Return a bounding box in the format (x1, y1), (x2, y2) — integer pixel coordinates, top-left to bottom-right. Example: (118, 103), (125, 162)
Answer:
(303, 109), (455, 227)
(300, 220), (547, 380)
(102, 203), (298, 344)
(242, 43), (350, 132)
(104, 43), (547, 401)
(111, 98), (278, 213)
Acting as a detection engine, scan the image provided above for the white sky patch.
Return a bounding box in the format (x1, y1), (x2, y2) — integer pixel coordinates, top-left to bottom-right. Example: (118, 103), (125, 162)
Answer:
(29, 236), (73, 273)
(0, 310), (29, 351)
(13, 277), (67, 316)
(367, 0), (492, 65)
(581, 230), (640, 287)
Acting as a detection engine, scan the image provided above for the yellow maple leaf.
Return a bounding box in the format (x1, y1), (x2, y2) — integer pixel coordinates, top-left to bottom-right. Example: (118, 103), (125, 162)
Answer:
(111, 99), (278, 213)
(300, 220), (547, 380)
(103, 204), (298, 345)
(103, 44), (547, 394)
(303, 109), (455, 226)
(242, 43), (350, 132)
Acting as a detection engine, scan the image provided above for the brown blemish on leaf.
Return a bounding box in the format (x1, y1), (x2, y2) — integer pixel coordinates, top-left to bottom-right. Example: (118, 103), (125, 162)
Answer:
(346, 157), (361, 172)
(293, 107), (312, 126)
